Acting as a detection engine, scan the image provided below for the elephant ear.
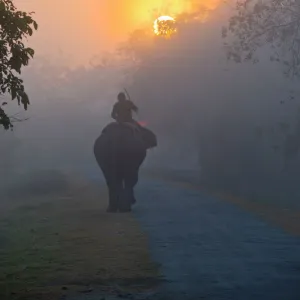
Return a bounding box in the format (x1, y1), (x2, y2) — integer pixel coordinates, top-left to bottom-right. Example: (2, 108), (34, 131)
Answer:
(140, 127), (157, 149)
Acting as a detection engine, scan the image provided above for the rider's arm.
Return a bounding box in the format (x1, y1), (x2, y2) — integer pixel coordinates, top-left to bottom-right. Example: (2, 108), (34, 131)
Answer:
(111, 104), (118, 120)
(129, 101), (138, 113)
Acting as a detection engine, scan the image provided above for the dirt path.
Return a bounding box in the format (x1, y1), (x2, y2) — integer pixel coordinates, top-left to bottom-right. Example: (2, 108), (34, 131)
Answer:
(133, 179), (300, 300)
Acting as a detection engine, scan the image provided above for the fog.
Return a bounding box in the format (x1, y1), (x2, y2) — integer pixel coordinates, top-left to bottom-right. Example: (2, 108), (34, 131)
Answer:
(1, 2), (300, 208)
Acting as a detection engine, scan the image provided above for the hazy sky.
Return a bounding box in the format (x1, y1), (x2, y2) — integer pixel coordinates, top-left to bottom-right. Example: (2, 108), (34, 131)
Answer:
(5, 1), (299, 200)
(15, 0), (222, 66)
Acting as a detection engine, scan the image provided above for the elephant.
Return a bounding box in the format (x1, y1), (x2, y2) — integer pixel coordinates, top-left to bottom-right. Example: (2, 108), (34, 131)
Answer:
(93, 121), (157, 212)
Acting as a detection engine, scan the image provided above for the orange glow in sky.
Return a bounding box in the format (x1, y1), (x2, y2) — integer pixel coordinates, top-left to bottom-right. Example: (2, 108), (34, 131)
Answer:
(102, 0), (222, 43)
(14, 0), (222, 66)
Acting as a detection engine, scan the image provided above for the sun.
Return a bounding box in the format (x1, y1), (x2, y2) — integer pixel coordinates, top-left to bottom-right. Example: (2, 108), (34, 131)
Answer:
(153, 15), (177, 37)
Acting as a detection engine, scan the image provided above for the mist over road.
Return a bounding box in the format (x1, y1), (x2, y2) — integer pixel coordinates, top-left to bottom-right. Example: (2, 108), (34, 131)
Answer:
(83, 165), (300, 300)
(134, 179), (300, 300)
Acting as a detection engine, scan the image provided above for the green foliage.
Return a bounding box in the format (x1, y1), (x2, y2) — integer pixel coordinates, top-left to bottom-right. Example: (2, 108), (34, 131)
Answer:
(0, 0), (38, 130)
(223, 0), (300, 77)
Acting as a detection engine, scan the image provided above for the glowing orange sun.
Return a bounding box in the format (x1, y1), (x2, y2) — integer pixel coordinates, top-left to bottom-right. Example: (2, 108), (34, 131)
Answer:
(153, 15), (177, 37)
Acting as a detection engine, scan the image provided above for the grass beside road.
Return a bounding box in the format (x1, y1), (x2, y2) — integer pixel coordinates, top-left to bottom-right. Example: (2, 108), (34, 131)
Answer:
(0, 171), (159, 300)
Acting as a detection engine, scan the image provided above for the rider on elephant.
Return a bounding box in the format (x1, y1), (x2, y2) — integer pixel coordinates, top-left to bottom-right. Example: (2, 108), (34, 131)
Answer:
(94, 92), (157, 213)
(111, 92), (139, 124)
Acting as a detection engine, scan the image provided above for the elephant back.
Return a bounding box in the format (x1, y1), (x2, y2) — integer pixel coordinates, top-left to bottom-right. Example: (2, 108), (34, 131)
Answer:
(94, 122), (157, 156)
(94, 122), (144, 156)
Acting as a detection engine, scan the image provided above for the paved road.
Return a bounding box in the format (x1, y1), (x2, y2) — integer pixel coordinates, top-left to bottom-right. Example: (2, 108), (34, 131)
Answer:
(83, 166), (300, 300)
(134, 179), (300, 300)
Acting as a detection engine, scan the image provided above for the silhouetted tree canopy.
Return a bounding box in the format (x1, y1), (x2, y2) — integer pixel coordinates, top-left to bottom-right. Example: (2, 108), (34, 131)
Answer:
(222, 0), (300, 168)
(223, 0), (300, 77)
(0, 0), (37, 130)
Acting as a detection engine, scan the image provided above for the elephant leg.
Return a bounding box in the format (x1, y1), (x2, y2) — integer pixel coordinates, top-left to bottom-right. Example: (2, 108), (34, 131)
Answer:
(123, 168), (139, 207)
(126, 153), (145, 206)
(98, 164), (117, 212)
(118, 180), (131, 213)
(106, 172), (123, 213)
(107, 186), (119, 212)
(117, 166), (135, 212)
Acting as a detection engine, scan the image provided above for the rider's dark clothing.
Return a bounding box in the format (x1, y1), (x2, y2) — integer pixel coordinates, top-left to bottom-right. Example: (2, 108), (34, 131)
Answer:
(111, 100), (138, 123)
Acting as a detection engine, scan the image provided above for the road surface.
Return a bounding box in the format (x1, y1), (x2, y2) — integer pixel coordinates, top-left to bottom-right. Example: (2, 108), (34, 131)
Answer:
(82, 167), (300, 300)
(134, 179), (300, 300)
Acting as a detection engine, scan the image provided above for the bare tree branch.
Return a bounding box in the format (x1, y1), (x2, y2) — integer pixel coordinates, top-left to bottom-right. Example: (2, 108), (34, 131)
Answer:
(223, 0), (300, 77)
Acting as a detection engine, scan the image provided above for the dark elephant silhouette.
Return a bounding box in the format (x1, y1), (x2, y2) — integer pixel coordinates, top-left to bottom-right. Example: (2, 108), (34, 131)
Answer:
(94, 122), (157, 212)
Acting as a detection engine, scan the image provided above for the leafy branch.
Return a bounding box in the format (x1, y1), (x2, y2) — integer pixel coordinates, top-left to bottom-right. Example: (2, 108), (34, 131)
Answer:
(0, 0), (38, 130)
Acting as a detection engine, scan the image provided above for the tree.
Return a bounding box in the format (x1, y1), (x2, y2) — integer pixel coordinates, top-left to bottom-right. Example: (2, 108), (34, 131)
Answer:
(223, 0), (300, 169)
(223, 0), (300, 77)
(0, 0), (37, 130)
